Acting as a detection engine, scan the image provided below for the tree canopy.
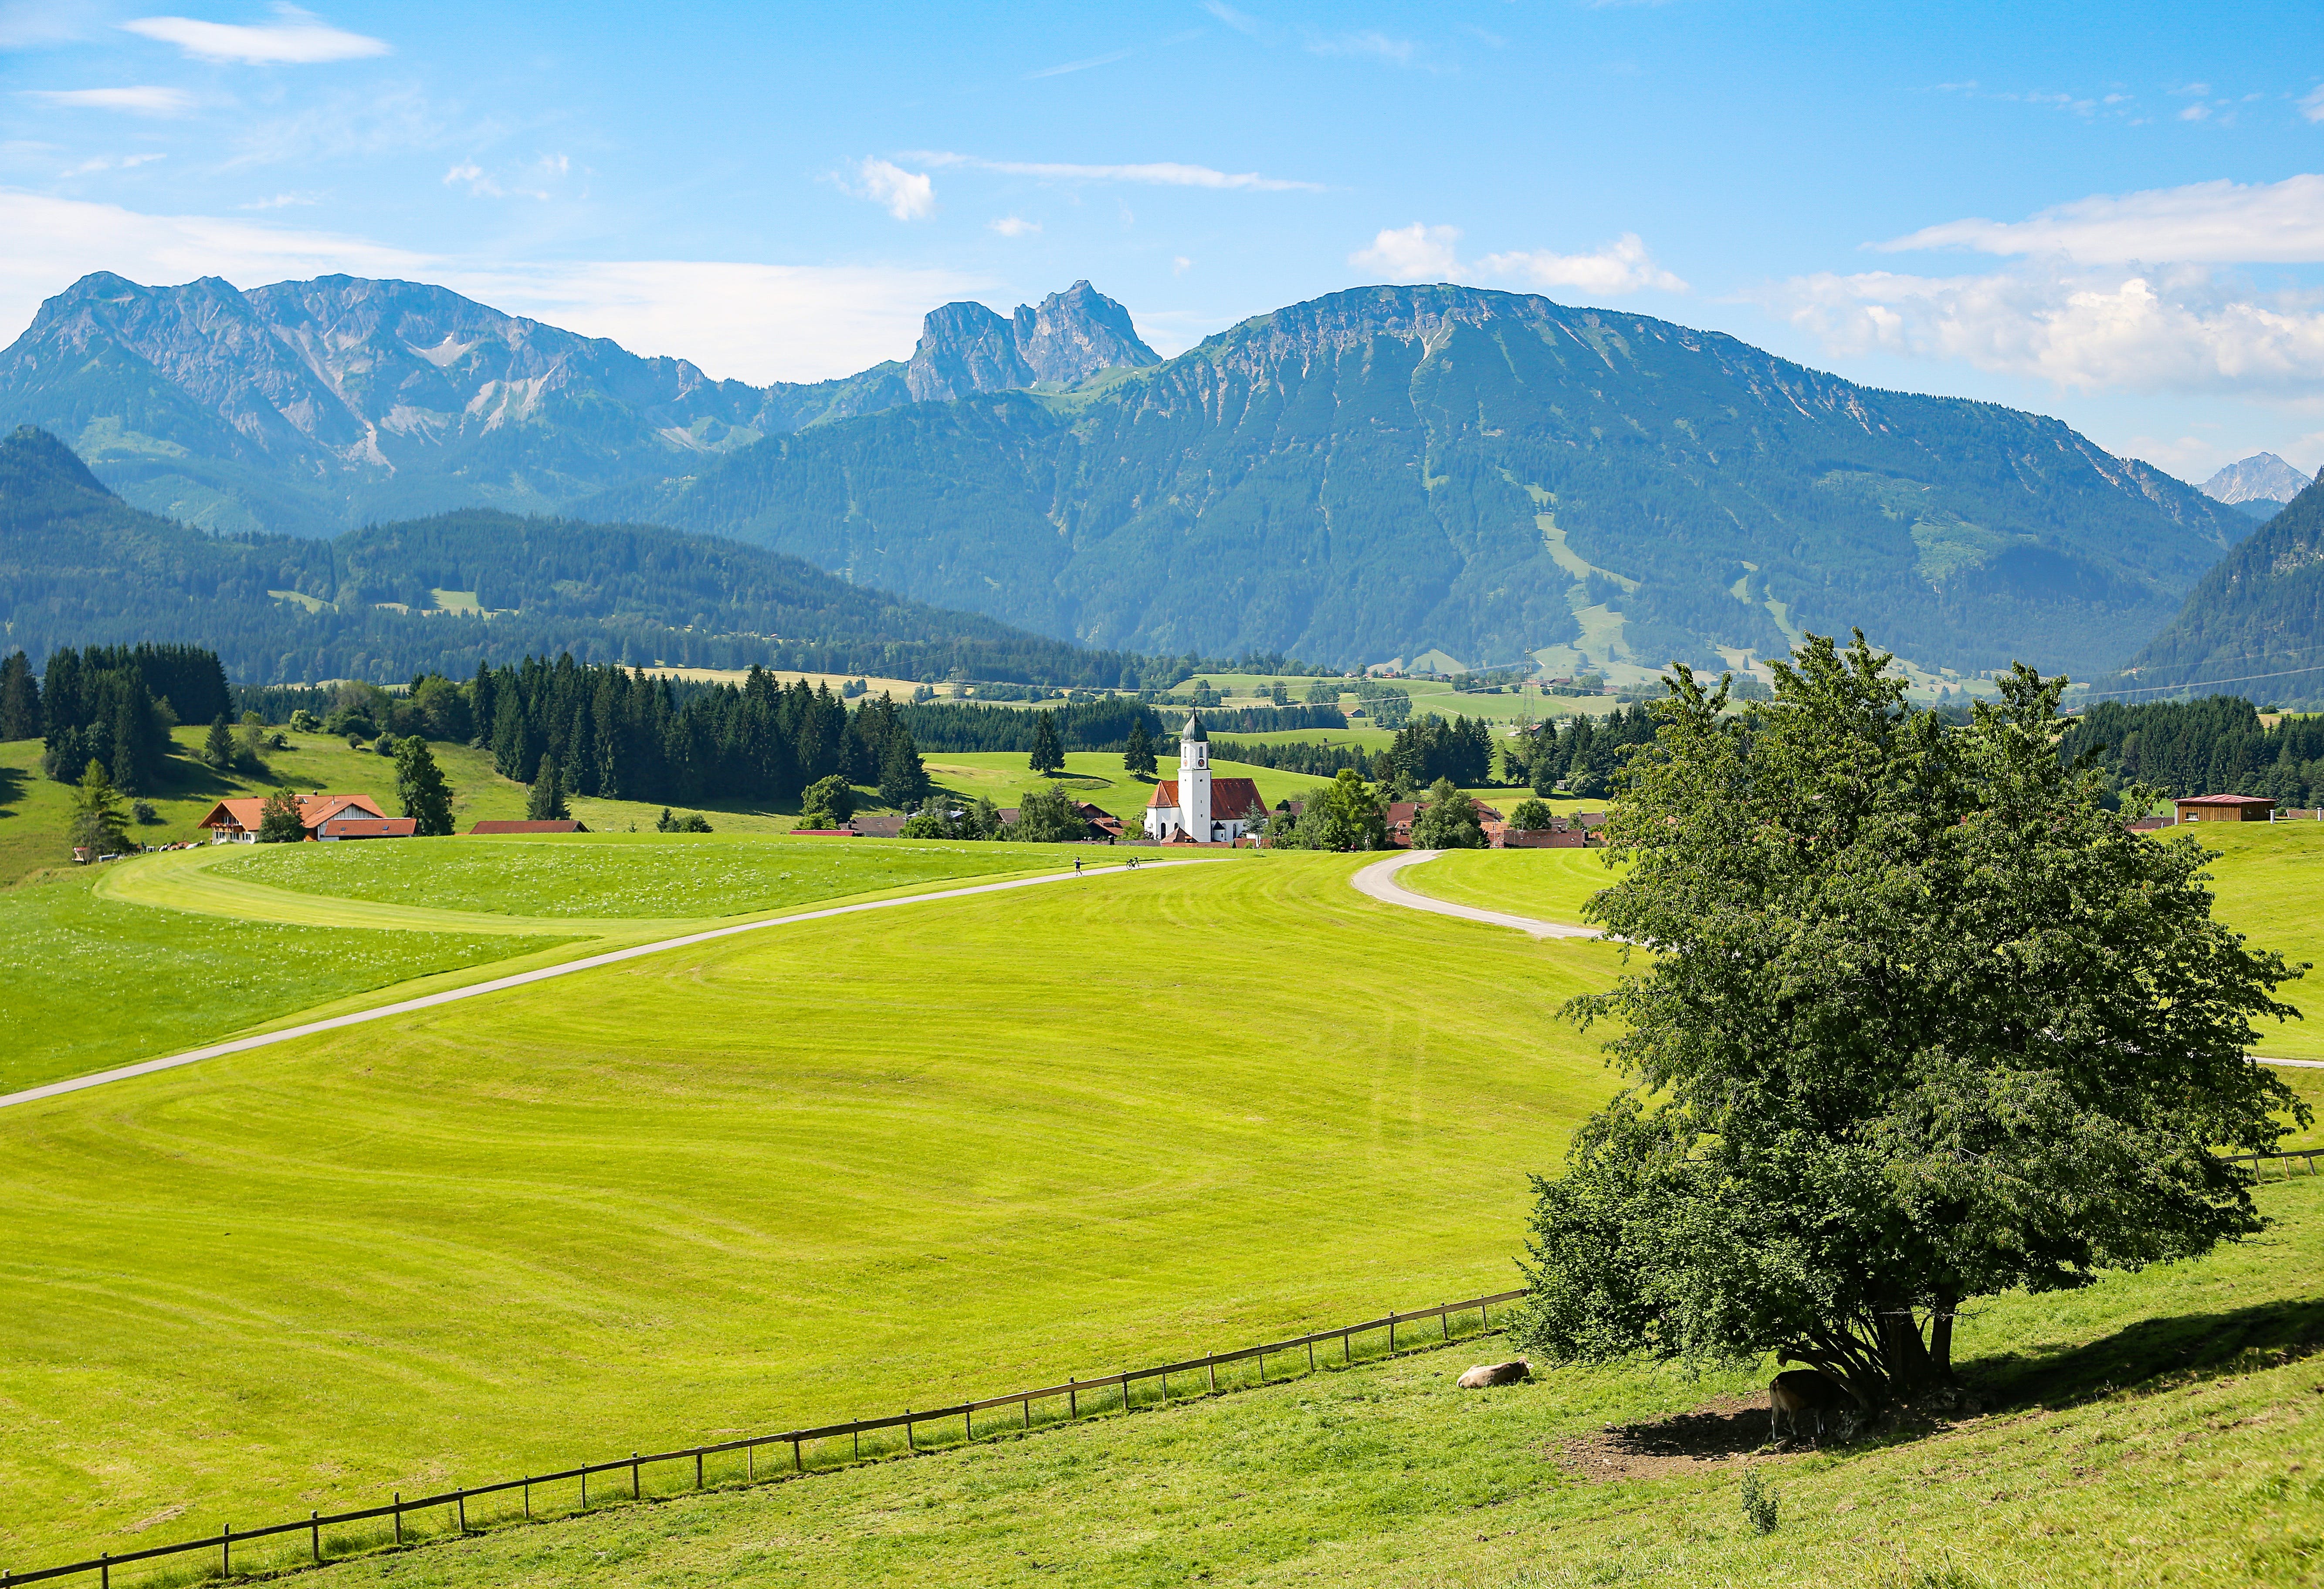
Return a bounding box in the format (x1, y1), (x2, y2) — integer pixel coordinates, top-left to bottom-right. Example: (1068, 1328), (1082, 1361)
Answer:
(1409, 777), (1487, 849)
(1514, 632), (2308, 1413)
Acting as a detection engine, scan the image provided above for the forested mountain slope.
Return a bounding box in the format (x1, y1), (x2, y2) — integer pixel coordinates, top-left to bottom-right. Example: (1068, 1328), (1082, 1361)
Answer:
(590, 285), (2250, 679)
(0, 273), (1154, 535)
(0, 426), (1147, 686)
(2117, 473), (2324, 707)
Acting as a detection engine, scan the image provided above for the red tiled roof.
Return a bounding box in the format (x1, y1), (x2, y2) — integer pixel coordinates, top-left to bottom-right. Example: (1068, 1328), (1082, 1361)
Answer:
(1146, 779), (1179, 809)
(1148, 778), (1266, 818)
(199, 792), (385, 833)
(468, 819), (589, 834)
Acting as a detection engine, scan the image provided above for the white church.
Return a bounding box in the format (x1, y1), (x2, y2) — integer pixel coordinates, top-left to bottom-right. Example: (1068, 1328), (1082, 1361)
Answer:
(1142, 711), (1270, 843)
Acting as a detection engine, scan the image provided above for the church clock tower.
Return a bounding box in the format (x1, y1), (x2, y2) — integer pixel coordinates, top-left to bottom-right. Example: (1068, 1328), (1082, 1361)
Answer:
(1180, 711), (1213, 840)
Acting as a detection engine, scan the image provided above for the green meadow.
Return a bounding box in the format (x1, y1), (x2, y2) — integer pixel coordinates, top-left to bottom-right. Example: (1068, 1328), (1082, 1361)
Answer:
(0, 851), (1628, 1564)
(200, 1177), (2324, 1589)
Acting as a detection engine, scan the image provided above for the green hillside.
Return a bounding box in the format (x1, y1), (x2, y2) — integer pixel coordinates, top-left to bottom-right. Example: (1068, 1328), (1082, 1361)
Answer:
(0, 426), (1150, 686)
(2115, 472), (2324, 709)
(590, 284), (2251, 681)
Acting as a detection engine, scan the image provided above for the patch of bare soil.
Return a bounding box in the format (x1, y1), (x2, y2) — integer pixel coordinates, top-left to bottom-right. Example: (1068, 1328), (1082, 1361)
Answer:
(1552, 1395), (1783, 1482)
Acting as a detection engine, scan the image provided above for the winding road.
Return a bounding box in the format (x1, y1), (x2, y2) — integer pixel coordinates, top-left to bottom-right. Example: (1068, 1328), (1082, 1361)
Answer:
(1349, 849), (1603, 940)
(1, 858), (1223, 1112)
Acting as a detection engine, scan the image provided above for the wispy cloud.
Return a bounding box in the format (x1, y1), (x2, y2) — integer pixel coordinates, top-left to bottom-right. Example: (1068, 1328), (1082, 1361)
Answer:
(1349, 223), (1688, 294)
(60, 151), (167, 177)
(987, 215), (1039, 237)
(1876, 174), (2324, 264)
(240, 190), (319, 210)
(854, 157), (936, 220)
(1307, 31), (1430, 69)
(444, 154), (569, 202)
(1201, 1), (1263, 36)
(120, 4), (389, 64)
(2302, 85), (2324, 124)
(24, 85), (196, 116)
(910, 151), (1322, 192)
(1026, 46), (1136, 79)
(0, 0), (104, 48)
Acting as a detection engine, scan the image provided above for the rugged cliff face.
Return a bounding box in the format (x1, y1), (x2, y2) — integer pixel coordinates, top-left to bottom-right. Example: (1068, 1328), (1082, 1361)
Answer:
(589, 284), (2251, 679)
(0, 272), (1152, 534)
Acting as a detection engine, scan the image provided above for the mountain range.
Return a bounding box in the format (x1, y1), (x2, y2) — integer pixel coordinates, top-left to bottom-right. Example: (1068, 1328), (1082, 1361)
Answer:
(0, 424), (1151, 688)
(0, 273), (1156, 537)
(0, 272), (2260, 681)
(2118, 470), (2324, 706)
(2201, 453), (2315, 521)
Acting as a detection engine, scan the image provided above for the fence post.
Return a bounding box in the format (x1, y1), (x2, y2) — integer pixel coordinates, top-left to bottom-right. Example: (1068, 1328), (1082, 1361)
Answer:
(580, 1471), (587, 1510)
(1207, 1357), (1217, 1394)
(1256, 1350), (1264, 1385)
(696, 1451), (704, 1489)
(631, 1454), (640, 1500)
(966, 1406), (974, 1440)
(747, 1444), (754, 1481)
(1121, 1372), (1132, 1411)
(1389, 1313), (1396, 1352)
(1069, 1379), (1077, 1418)
(794, 1437), (803, 1472)
(311, 1509), (320, 1563)
(524, 1477), (531, 1518)
(1440, 1308), (1449, 1342)
(222, 1522), (231, 1578)
(102, 1555), (110, 1589)
(394, 1494), (403, 1545)
(1308, 1339), (1316, 1373)
(457, 1489), (467, 1533)
(906, 1413), (916, 1453)
(1021, 1397), (1030, 1429)
(1343, 1329), (1351, 1365)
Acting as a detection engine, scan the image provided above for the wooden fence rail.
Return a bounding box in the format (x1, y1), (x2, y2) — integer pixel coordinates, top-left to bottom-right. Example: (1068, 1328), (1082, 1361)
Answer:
(2224, 1148), (2324, 1178)
(3, 1288), (1527, 1587)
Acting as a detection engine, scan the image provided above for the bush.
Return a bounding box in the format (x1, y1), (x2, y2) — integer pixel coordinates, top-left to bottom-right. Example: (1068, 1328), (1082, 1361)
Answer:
(798, 775), (855, 829)
(1511, 798), (1556, 831)
(655, 808), (713, 833)
(131, 799), (159, 825)
(1740, 1469), (1779, 1535)
(288, 709), (321, 733)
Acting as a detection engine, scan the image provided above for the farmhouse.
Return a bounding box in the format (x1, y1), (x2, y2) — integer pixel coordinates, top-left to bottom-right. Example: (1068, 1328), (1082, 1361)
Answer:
(1142, 712), (1267, 842)
(197, 793), (407, 842)
(2173, 794), (2277, 823)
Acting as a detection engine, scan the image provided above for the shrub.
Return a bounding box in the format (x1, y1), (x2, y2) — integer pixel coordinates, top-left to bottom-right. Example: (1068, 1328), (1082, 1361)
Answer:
(1740, 1469), (1779, 1535)
(1510, 798), (1556, 831)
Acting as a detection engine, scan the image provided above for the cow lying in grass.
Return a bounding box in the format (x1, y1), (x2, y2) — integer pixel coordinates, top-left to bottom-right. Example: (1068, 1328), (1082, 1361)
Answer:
(1768, 1367), (1855, 1445)
(1457, 1360), (1531, 1388)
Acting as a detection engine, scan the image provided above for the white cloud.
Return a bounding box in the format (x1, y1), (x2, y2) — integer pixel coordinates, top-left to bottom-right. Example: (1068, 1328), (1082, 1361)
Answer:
(1202, 1), (1263, 35)
(120, 6), (389, 64)
(1350, 222), (1462, 281)
(1172, 254), (1193, 275)
(1766, 263), (2324, 396)
(0, 0), (103, 48)
(239, 190), (318, 210)
(0, 191), (986, 385)
(60, 152), (168, 176)
(1350, 223), (1688, 294)
(987, 215), (1039, 237)
(1477, 233), (1689, 294)
(1879, 174), (2324, 264)
(854, 157), (935, 221)
(2302, 85), (2324, 124)
(2179, 103), (2210, 122)
(23, 85), (196, 116)
(910, 151), (1322, 192)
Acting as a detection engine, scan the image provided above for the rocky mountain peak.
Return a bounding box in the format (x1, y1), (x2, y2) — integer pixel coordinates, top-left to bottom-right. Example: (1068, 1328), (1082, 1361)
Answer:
(2201, 452), (2314, 507)
(905, 282), (1156, 402)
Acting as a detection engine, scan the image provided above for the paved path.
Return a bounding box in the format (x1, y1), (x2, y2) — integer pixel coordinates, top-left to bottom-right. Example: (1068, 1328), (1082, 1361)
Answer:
(1, 859), (1221, 1112)
(1349, 850), (1603, 940)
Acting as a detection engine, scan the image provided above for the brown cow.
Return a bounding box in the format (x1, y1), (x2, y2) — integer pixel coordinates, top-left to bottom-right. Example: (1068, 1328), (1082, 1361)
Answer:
(1457, 1360), (1531, 1389)
(1768, 1368), (1851, 1444)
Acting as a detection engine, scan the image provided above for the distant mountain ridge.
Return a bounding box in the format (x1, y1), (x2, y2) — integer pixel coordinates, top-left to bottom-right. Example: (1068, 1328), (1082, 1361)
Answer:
(2201, 453), (2314, 521)
(0, 424), (1150, 687)
(0, 272), (1155, 535)
(588, 283), (2252, 680)
(2116, 471), (2324, 707)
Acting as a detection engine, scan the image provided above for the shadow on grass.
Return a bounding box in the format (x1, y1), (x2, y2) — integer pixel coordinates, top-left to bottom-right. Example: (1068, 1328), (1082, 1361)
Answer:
(0, 759), (27, 818)
(1572, 1296), (2324, 1471)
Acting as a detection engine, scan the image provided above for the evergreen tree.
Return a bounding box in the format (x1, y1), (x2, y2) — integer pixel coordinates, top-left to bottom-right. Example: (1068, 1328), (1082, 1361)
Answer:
(1122, 716), (1156, 777)
(395, 737), (456, 836)
(256, 787), (306, 843)
(0, 651), (39, 740)
(877, 723), (928, 808)
(526, 754), (570, 820)
(69, 758), (131, 855)
(1029, 709), (1065, 774)
(203, 712), (235, 770)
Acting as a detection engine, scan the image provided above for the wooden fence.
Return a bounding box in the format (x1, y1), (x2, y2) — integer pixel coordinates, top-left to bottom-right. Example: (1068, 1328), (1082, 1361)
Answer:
(3, 1288), (1528, 1588)
(2225, 1148), (2324, 1178)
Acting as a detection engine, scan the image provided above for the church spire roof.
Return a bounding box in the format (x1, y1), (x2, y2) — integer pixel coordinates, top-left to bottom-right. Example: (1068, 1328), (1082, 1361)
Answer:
(1181, 710), (1208, 743)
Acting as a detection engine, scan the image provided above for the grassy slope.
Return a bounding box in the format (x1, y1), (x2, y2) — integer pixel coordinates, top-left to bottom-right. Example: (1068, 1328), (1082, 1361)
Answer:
(129, 1179), (2324, 1589)
(1402, 847), (1626, 926)
(0, 852), (1626, 1561)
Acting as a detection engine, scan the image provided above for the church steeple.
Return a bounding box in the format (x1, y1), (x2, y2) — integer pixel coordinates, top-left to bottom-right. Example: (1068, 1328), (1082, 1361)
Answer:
(1181, 710), (1208, 743)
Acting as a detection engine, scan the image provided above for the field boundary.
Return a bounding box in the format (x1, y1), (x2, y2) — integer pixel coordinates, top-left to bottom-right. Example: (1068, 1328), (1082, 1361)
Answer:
(1352, 849), (1603, 940)
(0, 857), (1230, 1112)
(2, 1287), (1527, 1587)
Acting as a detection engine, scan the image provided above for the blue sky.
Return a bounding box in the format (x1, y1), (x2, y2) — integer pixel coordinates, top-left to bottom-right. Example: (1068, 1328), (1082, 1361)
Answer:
(5, 0), (2324, 482)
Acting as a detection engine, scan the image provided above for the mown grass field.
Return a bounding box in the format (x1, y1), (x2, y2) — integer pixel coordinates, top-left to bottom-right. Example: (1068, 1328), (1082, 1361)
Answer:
(171, 1175), (2324, 1589)
(1403, 847), (1625, 927)
(0, 850), (1629, 1563)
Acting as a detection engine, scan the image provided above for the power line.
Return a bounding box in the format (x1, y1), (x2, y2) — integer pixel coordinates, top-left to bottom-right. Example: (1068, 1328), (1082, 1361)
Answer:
(2082, 659), (2324, 701)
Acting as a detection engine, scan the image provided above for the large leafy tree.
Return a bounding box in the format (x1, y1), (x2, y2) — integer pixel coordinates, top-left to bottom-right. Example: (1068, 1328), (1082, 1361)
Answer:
(1409, 776), (1487, 849)
(1515, 632), (2306, 1412)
